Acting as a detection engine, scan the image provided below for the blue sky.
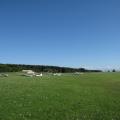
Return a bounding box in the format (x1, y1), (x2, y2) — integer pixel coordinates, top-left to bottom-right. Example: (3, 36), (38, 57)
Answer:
(0, 0), (120, 69)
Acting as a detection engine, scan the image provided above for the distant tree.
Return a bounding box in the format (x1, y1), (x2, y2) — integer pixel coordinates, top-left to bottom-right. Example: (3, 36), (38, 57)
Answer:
(112, 69), (116, 72)
(0, 63), (102, 73)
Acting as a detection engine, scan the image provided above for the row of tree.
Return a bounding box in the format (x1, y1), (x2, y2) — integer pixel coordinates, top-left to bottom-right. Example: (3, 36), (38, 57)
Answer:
(0, 64), (102, 73)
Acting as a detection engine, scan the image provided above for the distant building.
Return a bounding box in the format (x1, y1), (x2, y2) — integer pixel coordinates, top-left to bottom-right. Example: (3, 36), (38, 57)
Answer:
(22, 70), (35, 75)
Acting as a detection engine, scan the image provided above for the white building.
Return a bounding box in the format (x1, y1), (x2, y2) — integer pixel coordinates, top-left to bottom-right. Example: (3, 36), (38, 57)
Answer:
(22, 70), (35, 75)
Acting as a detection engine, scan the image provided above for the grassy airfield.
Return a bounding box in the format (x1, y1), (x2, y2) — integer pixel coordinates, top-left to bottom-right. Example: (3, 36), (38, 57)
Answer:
(0, 72), (120, 120)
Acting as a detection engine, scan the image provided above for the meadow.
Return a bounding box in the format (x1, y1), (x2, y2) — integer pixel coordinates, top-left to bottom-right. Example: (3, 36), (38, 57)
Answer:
(0, 72), (120, 120)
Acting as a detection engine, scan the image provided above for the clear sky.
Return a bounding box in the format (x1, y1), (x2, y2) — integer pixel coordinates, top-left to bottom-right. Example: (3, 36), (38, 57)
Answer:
(0, 0), (120, 70)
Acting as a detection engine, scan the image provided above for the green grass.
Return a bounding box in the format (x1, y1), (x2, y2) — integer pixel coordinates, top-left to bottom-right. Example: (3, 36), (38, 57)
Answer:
(0, 72), (120, 120)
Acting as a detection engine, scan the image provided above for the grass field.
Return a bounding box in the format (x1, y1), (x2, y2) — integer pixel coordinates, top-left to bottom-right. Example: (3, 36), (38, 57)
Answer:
(0, 72), (120, 120)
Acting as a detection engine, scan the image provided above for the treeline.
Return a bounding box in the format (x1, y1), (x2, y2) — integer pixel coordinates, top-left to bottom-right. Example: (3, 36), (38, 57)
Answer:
(0, 64), (102, 73)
